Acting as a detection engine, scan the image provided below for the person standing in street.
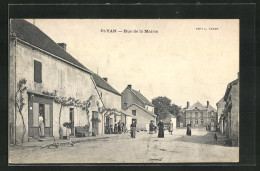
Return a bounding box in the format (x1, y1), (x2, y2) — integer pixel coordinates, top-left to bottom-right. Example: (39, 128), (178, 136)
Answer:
(149, 120), (154, 134)
(130, 121), (136, 138)
(39, 113), (45, 138)
(186, 123), (191, 136)
(114, 123), (118, 134)
(168, 120), (173, 135)
(118, 121), (122, 134)
(158, 120), (164, 138)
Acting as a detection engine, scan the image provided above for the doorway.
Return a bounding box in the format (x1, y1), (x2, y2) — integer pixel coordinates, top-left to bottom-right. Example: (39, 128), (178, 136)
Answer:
(28, 94), (53, 138)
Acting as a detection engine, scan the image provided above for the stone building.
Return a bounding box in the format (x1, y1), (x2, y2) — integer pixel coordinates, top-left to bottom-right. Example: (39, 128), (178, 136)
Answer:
(221, 77), (239, 146)
(92, 73), (132, 131)
(216, 97), (225, 133)
(9, 19), (106, 144)
(180, 101), (217, 129)
(121, 85), (156, 131)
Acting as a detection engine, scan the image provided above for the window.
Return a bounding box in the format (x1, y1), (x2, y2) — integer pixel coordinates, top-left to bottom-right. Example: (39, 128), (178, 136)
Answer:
(201, 112), (203, 118)
(195, 112), (198, 118)
(201, 119), (204, 124)
(34, 60), (42, 83)
(195, 119), (198, 124)
(132, 110), (136, 116)
(211, 118), (214, 122)
(124, 103), (127, 108)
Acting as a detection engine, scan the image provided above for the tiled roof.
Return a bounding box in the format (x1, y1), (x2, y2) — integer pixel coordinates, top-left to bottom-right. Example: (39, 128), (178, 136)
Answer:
(186, 101), (207, 110)
(131, 89), (154, 107)
(92, 73), (121, 96)
(126, 103), (157, 117)
(10, 19), (90, 72)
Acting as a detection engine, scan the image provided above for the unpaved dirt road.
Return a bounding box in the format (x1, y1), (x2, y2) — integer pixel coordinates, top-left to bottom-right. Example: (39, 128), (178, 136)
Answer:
(9, 127), (238, 163)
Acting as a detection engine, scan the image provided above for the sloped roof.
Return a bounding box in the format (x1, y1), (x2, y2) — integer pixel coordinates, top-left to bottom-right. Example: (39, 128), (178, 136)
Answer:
(10, 19), (91, 73)
(186, 101), (207, 111)
(207, 105), (217, 112)
(216, 97), (225, 104)
(126, 103), (157, 117)
(131, 89), (154, 107)
(224, 79), (239, 101)
(92, 73), (121, 96)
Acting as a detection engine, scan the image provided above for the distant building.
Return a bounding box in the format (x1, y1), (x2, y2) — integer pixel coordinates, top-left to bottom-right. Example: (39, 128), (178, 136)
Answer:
(216, 97), (225, 133)
(221, 76), (239, 146)
(180, 101), (217, 129)
(121, 85), (156, 131)
(92, 74), (132, 131)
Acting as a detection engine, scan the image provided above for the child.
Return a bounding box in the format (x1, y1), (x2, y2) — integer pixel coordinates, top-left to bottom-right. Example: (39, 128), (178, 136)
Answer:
(214, 133), (218, 141)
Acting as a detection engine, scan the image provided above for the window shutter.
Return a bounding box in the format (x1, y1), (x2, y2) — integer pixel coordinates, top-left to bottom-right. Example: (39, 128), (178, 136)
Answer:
(34, 60), (42, 83)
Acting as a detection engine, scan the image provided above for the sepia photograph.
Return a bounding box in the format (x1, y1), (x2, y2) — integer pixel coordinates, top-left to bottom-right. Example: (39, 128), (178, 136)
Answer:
(8, 18), (239, 164)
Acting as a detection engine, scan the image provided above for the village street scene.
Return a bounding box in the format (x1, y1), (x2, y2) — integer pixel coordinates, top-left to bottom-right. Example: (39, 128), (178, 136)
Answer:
(8, 19), (239, 163)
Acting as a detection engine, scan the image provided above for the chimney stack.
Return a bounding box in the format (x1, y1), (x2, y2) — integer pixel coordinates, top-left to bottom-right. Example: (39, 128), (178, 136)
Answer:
(127, 84), (132, 89)
(207, 101), (209, 108)
(103, 78), (108, 82)
(187, 101), (190, 108)
(58, 43), (67, 51)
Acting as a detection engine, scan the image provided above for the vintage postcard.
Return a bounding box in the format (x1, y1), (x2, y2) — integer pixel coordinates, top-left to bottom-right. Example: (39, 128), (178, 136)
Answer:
(8, 19), (239, 164)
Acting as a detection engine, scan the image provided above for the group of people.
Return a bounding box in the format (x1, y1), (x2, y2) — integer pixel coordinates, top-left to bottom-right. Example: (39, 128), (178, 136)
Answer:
(130, 119), (175, 139)
(106, 121), (127, 134)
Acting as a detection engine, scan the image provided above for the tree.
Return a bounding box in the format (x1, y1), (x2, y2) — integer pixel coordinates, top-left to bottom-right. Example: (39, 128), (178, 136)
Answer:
(15, 79), (27, 143)
(152, 96), (181, 121)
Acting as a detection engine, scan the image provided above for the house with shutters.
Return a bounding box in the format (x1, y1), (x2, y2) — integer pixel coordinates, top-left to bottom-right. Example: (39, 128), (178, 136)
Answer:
(9, 19), (106, 144)
(180, 101), (217, 129)
(121, 85), (157, 131)
(92, 73), (132, 132)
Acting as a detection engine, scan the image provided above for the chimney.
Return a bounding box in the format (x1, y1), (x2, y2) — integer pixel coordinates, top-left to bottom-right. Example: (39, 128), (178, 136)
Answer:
(187, 101), (190, 108)
(103, 78), (108, 82)
(139, 90), (140, 92)
(237, 72), (240, 80)
(58, 43), (67, 51)
(207, 101), (209, 108)
(127, 84), (132, 89)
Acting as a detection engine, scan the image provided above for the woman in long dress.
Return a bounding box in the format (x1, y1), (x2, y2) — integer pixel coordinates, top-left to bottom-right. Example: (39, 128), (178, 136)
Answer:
(186, 124), (191, 136)
(130, 121), (136, 138)
(158, 120), (164, 138)
(149, 120), (154, 134)
(39, 114), (45, 138)
(168, 120), (173, 135)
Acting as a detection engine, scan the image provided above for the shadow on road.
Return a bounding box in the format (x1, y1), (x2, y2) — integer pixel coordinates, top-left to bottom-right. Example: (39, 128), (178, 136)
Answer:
(173, 130), (232, 147)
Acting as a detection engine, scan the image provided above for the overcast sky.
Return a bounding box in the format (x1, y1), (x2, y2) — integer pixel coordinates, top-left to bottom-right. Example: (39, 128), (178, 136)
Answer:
(26, 19), (239, 108)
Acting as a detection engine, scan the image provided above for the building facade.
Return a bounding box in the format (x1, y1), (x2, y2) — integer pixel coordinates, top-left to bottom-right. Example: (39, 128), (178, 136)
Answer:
(221, 77), (239, 146)
(121, 85), (156, 131)
(92, 73), (132, 131)
(9, 19), (105, 144)
(180, 101), (217, 129)
(216, 97), (225, 133)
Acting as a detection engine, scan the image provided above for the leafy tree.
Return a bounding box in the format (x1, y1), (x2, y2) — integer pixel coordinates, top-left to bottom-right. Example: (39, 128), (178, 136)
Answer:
(152, 96), (181, 121)
(15, 79), (27, 144)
